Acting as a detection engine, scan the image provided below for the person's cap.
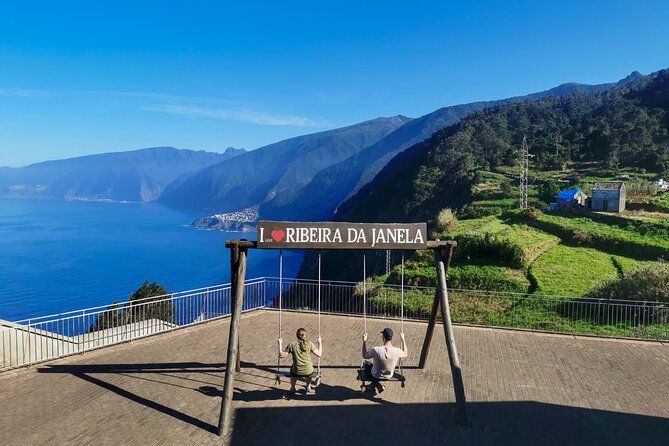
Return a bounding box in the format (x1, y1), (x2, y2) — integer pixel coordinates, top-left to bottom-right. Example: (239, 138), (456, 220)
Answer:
(381, 327), (393, 339)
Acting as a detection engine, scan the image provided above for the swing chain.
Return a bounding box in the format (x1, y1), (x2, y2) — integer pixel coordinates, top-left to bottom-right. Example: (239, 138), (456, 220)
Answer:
(276, 250), (283, 385)
(400, 252), (405, 376)
(363, 252), (367, 335)
(317, 251), (322, 378)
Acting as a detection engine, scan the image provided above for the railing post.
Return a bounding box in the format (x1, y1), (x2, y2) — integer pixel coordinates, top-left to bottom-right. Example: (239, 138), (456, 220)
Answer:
(205, 288), (210, 322)
(171, 294), (175, 332)
(2, 326), (6, 370)
(82, 310), (86, 354)
(27, 319), (32, 367)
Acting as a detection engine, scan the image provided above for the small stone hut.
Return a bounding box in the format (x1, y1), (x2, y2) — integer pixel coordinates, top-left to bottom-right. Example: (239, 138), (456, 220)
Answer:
(591, 182), (626, 212)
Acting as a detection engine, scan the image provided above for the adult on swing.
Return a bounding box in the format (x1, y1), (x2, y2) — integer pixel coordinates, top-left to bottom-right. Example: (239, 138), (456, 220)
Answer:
(278, 328), (323, 395)
(361, 328), (408, 394)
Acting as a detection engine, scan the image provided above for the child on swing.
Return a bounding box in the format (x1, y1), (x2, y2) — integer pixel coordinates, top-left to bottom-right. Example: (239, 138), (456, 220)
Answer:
(278, 327), (323, 395)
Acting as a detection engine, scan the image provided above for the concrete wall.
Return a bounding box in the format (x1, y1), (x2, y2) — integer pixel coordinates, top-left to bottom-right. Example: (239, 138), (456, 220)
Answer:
(2, 319), (176, 369)
(592, 190), (625, 212)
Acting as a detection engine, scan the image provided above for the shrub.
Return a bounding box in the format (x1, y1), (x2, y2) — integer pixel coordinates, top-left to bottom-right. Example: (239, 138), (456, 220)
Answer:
(626, 178), (658, 196)
(500, 182), (514, 197)
(588, 261), (669, 303)
(459, 205), (506, 219)
(538, 180), (561, 204)
(365, 286), (436, 318)
(571, 229), (592, 245)
(649, 192), (669, 212)
(386, 261), (437, 287)
(519, 207), (543, 222)
(436, 208), (458, 232)
(456, 233), (525, 269)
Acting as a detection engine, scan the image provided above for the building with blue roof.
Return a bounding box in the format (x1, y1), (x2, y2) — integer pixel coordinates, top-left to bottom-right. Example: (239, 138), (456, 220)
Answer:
(555, 189), (588, 210)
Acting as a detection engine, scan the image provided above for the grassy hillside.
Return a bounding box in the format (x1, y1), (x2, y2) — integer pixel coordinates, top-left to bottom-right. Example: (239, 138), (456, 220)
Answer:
(366, 158), (666, 295)
(304, 68), (668, 283)
(531, 245), (623, 296)
(300, 68), (669, 339)
(350, 161), (668, 338)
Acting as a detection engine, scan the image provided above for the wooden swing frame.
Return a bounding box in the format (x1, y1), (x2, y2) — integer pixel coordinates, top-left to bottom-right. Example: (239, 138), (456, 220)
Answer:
(217, 238), (468, 437)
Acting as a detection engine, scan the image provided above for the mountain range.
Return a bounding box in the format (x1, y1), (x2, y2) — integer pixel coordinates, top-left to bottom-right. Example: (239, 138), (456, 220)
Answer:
(0, 147), (244, 202)
(163, 72), (644, 219)
(0, 71), (649, 221)
(258, 74), (643, 221)
(158, 116), (411, 211)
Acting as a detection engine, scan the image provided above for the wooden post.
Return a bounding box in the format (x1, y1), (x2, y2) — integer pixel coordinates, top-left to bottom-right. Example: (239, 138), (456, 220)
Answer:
(435, 246), (468, 426)
(230, 243), (242, 373)
(418, 290), (440, 369)
(418, 243), (454, 369)
(235, 339), (241, 372)
(217, 242), (248, 437)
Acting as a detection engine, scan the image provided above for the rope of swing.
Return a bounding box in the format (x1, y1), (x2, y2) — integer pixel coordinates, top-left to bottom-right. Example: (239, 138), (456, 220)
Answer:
(276, 249), (283, 375)
(317, 251), (322, 377)
(400, 251), (405, 375)
(359, 252), (367, 373)
(363, 252), (367, 334)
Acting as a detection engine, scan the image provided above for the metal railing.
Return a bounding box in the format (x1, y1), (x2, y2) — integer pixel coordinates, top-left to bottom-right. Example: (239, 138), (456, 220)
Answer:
(261, 277), (669, 340)
(1, 279), (266, 371)
(3, 277), (667, 372)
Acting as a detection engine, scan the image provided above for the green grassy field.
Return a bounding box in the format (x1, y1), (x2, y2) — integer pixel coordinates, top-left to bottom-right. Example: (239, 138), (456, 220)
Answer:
(536, 213), (669, 259)
(370, 164), (669, 339)
(531, 245), (621, 296)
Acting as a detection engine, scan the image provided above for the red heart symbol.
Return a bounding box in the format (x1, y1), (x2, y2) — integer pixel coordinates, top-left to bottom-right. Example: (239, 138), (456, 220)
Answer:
(271, 230), (285, 242)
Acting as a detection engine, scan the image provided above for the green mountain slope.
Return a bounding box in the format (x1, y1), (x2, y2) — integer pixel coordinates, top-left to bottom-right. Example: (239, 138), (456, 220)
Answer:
(305, 68), (669, 284)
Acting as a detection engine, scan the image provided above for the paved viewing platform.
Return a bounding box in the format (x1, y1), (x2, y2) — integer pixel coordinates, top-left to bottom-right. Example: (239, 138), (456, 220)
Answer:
(1, 310), (668, 445)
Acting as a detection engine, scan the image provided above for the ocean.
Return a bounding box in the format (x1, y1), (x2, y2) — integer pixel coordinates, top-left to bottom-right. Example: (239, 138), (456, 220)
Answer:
(0, 198), (303, 321)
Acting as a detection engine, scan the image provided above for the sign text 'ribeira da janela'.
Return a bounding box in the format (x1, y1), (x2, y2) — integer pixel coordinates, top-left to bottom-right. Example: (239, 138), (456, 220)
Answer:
(257, 221), (428, 250)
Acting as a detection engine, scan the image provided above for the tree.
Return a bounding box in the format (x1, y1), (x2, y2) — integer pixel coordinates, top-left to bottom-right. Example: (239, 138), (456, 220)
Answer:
(93, 281), (174, 332)
(127, 280), (174, 324)
(538, 180), (561, 204)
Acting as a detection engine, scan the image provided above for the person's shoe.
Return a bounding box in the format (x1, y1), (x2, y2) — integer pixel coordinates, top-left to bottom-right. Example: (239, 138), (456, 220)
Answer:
(304, 385), (313, 395)
(283, 387), (297, 399)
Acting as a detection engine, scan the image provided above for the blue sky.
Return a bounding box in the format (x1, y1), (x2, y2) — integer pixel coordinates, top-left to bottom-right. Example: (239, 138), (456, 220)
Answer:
(1, 1), (668, 167)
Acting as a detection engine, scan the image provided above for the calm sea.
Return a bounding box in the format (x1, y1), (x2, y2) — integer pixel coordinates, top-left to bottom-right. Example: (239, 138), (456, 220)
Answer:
(0, 198), (303, 321)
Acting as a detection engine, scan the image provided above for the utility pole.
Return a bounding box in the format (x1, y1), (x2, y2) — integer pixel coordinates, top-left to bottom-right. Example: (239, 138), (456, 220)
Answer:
(519, 136), (529, 210)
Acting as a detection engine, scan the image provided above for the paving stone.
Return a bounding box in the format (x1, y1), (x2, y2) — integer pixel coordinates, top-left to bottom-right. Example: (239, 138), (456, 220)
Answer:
(0, 310), (667, 445)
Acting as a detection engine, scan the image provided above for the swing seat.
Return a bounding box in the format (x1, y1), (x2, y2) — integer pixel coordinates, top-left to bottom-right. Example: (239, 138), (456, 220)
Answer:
(357, 369), (406, 390)
(274, 371), (321, 387)
(357, 371), (406, 383)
